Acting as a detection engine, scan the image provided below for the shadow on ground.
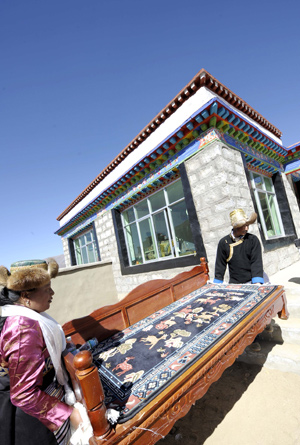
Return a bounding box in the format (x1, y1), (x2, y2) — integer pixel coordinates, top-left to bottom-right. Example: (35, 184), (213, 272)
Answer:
(158, 325), (282, 445)
(288, 277), (300, 285)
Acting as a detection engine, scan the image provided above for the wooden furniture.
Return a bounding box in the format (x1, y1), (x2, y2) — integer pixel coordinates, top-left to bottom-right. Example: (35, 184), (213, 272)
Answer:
(63, 258), (288, 444)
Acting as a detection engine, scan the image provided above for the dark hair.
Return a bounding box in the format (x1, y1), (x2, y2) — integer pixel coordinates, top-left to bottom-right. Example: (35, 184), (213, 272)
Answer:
(0, 287), (21, 306)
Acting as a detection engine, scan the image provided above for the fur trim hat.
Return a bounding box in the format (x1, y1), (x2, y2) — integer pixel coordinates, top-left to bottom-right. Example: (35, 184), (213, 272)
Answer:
(0, 259), (59, 292)
(230, 209), (257, 229)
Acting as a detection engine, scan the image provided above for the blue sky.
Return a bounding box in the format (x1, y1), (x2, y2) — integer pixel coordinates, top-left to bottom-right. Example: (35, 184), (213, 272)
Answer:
(1, 0), (299, 268)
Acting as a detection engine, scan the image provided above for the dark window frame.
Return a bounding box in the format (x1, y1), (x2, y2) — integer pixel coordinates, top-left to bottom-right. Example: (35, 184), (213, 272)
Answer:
(288, 175), (300, 211)
(68, 222), (100, 266)
(112, 163), (207, 275)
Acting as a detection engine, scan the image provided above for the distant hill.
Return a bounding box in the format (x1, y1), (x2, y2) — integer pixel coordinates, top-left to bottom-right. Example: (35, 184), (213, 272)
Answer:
(45, 254), (66, 269)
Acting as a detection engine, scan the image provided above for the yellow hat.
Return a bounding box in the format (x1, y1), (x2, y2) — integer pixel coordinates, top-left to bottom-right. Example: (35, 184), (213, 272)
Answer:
(229, 209), (257, 228)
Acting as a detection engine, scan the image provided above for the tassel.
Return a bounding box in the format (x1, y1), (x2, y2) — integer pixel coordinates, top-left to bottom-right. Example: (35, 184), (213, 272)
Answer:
(64, 383), (76, 406)
(106, 408), (120, 425)
(70, 402), (93, 445)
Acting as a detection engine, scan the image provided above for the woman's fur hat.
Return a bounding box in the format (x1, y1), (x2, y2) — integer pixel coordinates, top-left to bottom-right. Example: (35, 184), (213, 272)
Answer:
(0, 259), (59, 292)
(230, 209), (257, 229)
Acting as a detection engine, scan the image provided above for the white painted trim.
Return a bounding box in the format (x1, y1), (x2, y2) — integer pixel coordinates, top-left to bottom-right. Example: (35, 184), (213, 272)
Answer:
(60, 87), (282, 227)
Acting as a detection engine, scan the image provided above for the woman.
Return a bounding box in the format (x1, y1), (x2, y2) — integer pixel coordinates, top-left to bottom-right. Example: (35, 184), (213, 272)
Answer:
(0, 259), (82, 445)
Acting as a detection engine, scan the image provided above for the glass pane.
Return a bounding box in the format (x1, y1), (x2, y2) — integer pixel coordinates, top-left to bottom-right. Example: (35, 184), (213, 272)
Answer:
(74, 240), (82, 265)
(153, 211), (172, 258)
(139, 218), (157, 261)
(169, 201), (195, 256)
(135, 200), (149, 219)
(93, 242), (100, 261)
(122, 207), (135, 224)
(85, 231), (92, 243)
(78, 234), (85, 247)
(125, 223), (143, 265)
(253, 173), (263, 189)
(75, 253), (82, 265)
(149, 190), (166, 212)
(95, 243), (100, 261)
(82, 247), (88, 264)
(87, 243), (96, 263)
(167, 180), (184, 204)
(264, 176), (273, 193)
(258, 192), (275, 236)
(268, 195), (282, 236)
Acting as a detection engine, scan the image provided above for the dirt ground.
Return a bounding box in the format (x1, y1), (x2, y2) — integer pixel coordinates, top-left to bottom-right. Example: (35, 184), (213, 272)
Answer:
(158, 361), (300, 445)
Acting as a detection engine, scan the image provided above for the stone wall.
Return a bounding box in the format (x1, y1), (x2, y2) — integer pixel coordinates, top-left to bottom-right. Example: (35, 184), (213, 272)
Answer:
(59, 140), (300, 297)
(62, 237), (71, 268)
(185, 140), (300, 280)
(185, 140), (260, 280)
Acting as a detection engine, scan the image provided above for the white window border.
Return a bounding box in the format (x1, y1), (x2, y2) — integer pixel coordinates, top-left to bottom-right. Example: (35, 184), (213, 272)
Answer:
(121, 179), (195, 266)
(249, 171), (285, 240)
(73, 227), (100, 265)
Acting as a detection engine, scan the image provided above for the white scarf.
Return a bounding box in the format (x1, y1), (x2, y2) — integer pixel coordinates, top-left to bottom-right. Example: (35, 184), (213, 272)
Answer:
(2, 304), (75, 405)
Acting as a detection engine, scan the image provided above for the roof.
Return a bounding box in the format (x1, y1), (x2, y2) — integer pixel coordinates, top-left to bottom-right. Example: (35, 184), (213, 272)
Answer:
(57, 68), (282, 221)
(287, 141), (300, 150)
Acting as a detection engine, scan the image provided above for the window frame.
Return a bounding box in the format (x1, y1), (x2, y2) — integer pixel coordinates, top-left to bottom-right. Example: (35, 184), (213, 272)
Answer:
(113, 164), (206, 276)
(69, 224), (100, 266)
(121, 179), (196, 266)
(249, 171), (285, 240)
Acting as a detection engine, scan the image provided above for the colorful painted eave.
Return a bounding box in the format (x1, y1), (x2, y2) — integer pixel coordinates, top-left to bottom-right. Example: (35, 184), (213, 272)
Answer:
(56, 95), (287, 238)
(288, 141), (300, 151)
(285, 141), (300, 162)
(57, 68), (283, 223)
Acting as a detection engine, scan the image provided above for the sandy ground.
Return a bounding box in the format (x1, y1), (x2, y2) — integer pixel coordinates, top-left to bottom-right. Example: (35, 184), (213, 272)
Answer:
(158, 361), (300, 445)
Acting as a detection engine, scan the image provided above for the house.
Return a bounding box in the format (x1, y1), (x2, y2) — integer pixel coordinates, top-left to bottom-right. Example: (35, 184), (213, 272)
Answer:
(55, 69), (300, 299)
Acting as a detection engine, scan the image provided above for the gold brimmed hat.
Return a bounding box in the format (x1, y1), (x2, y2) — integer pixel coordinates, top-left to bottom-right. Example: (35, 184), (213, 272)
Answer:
(230, 209), (257, 229)
(0, 259), (59, 292)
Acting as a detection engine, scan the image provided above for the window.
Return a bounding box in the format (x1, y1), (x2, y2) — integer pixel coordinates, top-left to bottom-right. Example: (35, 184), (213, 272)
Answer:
(121, 180), (196, 266)
(72, 227), (100, 265)
(250, 172), (285, 239)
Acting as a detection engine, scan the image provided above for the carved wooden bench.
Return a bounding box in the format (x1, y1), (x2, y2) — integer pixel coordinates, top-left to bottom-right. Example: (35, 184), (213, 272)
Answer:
(63, 258), (288, 444)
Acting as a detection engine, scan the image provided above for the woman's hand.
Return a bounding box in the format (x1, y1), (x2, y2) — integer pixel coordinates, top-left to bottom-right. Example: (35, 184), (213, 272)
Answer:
(70, 407), (83, 430)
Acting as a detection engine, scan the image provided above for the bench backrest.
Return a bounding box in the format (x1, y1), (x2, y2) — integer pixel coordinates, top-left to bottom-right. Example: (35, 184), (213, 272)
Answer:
(62, 259), (209, 345)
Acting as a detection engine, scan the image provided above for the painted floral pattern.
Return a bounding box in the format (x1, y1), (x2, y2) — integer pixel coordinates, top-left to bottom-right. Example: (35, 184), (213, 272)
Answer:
(92, 283), (277, 422)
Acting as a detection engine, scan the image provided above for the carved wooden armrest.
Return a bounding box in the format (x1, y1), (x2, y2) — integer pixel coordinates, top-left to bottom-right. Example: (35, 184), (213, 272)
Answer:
(73, 350), (111, 438)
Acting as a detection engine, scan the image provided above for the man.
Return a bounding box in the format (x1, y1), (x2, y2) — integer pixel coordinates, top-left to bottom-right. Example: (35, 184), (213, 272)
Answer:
(214, 208), (264, 285)
(213, 209), (269, 352)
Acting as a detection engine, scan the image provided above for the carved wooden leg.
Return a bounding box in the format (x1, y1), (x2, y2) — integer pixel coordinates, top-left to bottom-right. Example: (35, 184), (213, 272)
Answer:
(73, 350), (111, 438)
(200, 257), (209, 279)
(278, 292), (289, 320)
